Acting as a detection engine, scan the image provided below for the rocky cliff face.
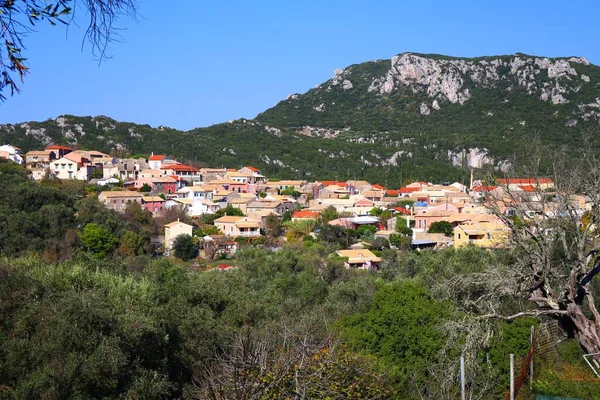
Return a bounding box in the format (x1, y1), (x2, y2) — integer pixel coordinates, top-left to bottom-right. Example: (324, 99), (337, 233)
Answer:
(366, 53), (592, 107)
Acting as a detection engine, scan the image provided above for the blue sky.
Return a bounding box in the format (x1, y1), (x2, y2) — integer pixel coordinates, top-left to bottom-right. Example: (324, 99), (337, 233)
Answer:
(1, 0), (599, 130)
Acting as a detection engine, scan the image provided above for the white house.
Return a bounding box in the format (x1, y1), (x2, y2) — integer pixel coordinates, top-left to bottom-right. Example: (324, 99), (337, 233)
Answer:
(176, 186), (214, 201)
(166, 198), (221, 217)
(0, 144), (24, 164)
(49, 156), (80, 180)
(149, 154), (168, 170)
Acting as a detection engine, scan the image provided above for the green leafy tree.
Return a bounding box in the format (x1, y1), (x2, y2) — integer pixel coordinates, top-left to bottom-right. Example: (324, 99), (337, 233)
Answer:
(389, 234), (411, 250)
(318, 224), (349, 248)
(79, 223), (118, 259)
(428, 221), (454, 236)
(119, 231), (146, 256)
(319, 205), (339, 223)
(283, 219), (317, 239)
(280, 187), (301, 199)
(396, 216), (414, 236)
(263, 213), (283, 238)
(172, 234), (196, 261)
(339, 281), (451, 394)
(140, 183), (152, 193)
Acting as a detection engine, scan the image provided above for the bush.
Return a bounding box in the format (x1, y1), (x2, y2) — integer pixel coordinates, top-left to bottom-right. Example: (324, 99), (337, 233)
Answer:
(428, 221), (453, 236)
(172, 234), (197, 261)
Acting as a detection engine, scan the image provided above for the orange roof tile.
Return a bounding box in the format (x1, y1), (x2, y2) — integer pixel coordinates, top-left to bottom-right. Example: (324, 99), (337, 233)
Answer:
(149, 155), (166, 161)
(45, 145), (72, 151)
(292, 210), (320, 219)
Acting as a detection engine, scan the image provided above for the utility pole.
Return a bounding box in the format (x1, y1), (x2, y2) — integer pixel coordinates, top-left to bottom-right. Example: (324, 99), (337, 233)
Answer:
(510, 353), (515, 400)
(460, 356), (466, 400)
(530, 326), (534, 390)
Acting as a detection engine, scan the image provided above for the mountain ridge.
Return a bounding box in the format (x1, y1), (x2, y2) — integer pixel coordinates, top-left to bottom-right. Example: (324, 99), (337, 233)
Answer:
(1, 52), (599, 186)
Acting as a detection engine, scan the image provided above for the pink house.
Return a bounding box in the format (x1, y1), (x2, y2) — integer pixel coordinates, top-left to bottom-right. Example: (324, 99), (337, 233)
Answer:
(142, 196), (166, 214)
(354, 198), (375, 208)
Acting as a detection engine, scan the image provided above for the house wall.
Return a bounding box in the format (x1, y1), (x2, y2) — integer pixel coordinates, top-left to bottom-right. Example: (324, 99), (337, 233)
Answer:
(142, 201), (165, 214)
(50, 159), (78, 180)
(99, 195), (143, 212)
(165, 223), (193, 252)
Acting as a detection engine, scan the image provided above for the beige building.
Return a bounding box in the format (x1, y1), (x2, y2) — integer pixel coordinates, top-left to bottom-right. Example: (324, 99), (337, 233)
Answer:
(49, 156), (80, 180)
(336, 249), (382, 270)
(454, 220), (509, 249)
(164, 220), (194, 256)
(214, 216), (261, 237)
(98, 191), (143, 212)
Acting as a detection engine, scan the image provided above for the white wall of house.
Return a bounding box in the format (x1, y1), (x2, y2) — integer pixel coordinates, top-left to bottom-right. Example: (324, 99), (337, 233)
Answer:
(50, 158), (79, 179)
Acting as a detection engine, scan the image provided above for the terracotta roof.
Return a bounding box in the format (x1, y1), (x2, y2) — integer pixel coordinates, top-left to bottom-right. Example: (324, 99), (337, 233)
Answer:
(149, 155), (166, 161)
(319, 180), (348, 187)
(393, 207), (411, 215)
(142, 196), (165, 202)
(244, 166), (259, 172)
(162, 164), (199, 172)
(45, 145), (72, 151)
(164, 220), (192, 228)
(400, 187), (420, 193)
(214, 216), (245, 223)
(235, 221), (260, 228)
(336, 249), (381, 263)
(26, 150), (52, 156)
(372, 184), (385, 190)
(100, 191), (143, 198)
(292, 210), (320, 219)
(217, 264), (233, 270)
(386, 190), (400, 196)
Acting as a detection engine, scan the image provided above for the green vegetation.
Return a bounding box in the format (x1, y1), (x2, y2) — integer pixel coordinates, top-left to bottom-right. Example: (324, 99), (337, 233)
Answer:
(339, 281), (451, 394)
(428, 220), (454, 236)
(172, 234), (197, 261)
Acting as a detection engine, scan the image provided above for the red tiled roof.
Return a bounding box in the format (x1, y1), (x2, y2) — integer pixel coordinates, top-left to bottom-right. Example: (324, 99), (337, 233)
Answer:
(372, 184), (385, 190)
(393, 207), (411, 215)
(149, 155), (166, 161)
(386, 190), (400, 196)
(400, 187), (420, 193)
(45, 145), (72, 151)
(292, 210), (320, 219)
(161, 164), (199, 172)
(168, 175), (184, 181)
(520, 185), (538, 192)
(217, 264), (233, 270)
(245, 166), (259, 172)
(319, 180), (348, 187)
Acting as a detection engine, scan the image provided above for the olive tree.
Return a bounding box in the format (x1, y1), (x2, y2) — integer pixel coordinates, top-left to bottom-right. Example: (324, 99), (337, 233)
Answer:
(445, 137), (600, 366)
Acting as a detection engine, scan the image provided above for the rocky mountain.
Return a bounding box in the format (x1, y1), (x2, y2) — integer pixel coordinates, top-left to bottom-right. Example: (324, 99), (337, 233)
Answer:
(2, 52), (600, 186)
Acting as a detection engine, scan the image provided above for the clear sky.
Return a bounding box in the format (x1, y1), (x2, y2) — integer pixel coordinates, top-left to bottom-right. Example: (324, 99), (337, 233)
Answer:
(1, 0), (599, 130)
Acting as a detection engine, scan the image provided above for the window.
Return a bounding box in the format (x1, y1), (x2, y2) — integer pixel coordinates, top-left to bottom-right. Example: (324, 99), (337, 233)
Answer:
(458, 234), (461, 239)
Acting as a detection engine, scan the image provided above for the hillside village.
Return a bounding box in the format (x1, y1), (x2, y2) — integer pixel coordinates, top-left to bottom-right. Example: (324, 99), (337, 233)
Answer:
(0, 143), (574, 267)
